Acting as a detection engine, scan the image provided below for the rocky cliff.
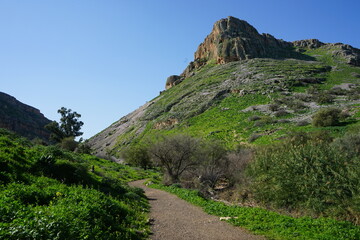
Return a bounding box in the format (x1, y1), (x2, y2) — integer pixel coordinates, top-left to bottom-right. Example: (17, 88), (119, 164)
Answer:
(0, 92), (51, 141)
(166, 16), (360, 89)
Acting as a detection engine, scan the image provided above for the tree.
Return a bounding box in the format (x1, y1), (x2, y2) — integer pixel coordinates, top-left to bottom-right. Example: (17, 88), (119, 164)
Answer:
(46, 107), (84, 143)
(197, 140), (228, 189)
(122, 144), (152, 169)
(148, 134), (200, 184)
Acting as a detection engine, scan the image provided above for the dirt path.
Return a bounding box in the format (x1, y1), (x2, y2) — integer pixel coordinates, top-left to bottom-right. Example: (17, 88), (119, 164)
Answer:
(129, 180), (265, 240)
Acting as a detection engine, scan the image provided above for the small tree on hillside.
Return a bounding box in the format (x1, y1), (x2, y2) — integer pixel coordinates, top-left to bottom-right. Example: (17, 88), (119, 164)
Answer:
(45, 107), (84, 145)
(122, 144), (152, 169)
(312, 108), (342, 127)
(148, 134), (200, 184)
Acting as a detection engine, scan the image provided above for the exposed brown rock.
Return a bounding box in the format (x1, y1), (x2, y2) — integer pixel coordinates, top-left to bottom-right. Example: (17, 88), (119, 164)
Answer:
(293, 39), (325, 49)
(329, 43), (360, 66)
(193, 16), (291, 65)
(0, 92), (51, 141)
(154, 118), (179, 129)
(166, 75), (183, 89)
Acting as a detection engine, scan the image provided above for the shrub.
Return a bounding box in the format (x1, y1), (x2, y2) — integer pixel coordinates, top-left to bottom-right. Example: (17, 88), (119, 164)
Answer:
(75, 141), (92, 154)
(61, 137), (78, 151)
(196, 140), (228, 190)
(248, 134), (262, 142)
(296, 120), (310, 126)
(312, 108), (342, 127)
(148, 134), (201, 184)
(315, 91), (335, 104)
(122, 144), (152, 169)
(254, 116), (275, 127)
(248, 115), (261, 121)
(274, 110), (289, 117)
(249, 136), (360, 222)
(226, 148), (253, 186)
(268, 104), (280, 112)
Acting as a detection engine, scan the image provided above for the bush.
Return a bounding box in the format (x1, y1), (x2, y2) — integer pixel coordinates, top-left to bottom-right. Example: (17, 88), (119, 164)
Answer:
(61, 137), (78, 151)
(248, 134), (360, 222)
(312, 108), (342, 127)
(122, 144), (152, 169)
(274, 110), (289, 117)
(268, 104), (280, 112)
(315, 91), (335, 104)
(148, 134), (201, 184)
(248, 134), (262, 142)
(253, 116), (275, 127)
(296, 120), (310, 126)
(248, 115), (261, 121)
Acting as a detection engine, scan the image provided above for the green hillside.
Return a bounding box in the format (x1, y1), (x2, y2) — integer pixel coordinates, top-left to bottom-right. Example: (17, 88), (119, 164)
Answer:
(95, 44), (360, 156)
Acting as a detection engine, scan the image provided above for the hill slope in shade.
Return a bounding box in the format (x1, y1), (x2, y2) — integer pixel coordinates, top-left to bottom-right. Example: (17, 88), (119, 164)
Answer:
(88, 16), (360, 157)
(0, 91), (51, 141)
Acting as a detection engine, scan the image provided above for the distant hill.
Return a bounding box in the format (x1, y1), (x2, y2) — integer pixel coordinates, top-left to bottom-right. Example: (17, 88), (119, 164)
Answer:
(89, 16), (360, 157)
(0, 92), (51, 141)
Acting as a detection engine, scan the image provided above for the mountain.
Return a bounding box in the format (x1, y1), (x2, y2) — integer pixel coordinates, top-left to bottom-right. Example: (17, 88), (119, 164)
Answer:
(89, 16), (360, 157)
(0, 92), (51, 141)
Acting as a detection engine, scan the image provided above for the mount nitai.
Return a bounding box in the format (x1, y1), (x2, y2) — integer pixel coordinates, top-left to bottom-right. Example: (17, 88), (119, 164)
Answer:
(88, 16), (360, 158)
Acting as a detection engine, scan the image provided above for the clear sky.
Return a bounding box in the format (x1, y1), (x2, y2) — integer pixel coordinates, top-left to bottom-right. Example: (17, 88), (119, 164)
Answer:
(1, 0), (359, 139)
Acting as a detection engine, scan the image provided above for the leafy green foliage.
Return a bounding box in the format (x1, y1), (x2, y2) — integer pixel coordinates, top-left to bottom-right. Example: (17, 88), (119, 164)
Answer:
(0, 130), (154, 239)
(249, 132), (360, 223)
(45, 107), (84, 143)
(151, 184), (360, 240)
(122, 144), (152, 169)
(312, 108), (343, 127)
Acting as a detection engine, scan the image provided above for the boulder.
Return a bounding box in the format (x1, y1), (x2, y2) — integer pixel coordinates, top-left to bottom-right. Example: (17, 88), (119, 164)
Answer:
(165, 75), (183, 89)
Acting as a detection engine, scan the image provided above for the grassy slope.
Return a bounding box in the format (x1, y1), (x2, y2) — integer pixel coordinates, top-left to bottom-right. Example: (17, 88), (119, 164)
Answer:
(109, 46), (360, 152)
(0, 129), (157, 239)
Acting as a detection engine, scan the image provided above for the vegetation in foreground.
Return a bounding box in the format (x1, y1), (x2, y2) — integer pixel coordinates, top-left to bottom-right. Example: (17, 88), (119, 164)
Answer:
(151, 183), (360, 240)
(123, 128), (360, 239)
(0, 129), (155, 239)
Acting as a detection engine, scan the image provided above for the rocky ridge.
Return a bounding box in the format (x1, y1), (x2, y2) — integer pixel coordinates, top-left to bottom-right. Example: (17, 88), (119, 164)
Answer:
(166, 17), (360, 89)
(0, 92), (51, 141)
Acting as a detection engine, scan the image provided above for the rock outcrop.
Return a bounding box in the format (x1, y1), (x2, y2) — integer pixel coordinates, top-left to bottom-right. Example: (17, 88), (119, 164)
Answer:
(193, 16), (291, 65)
(293, 39), (325, 49)
(329, 43), (360, 66)
(165, 75), (183, 89)
(0, 92), (51, 141)
(165, 16), (360, 90)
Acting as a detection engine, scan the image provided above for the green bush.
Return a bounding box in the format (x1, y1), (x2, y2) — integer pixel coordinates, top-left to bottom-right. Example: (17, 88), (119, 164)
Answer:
(312, 108), (342, 127)
(249, 134), (360, 222)
(122, 144), (152, 169)
(315, 91), (335, 104)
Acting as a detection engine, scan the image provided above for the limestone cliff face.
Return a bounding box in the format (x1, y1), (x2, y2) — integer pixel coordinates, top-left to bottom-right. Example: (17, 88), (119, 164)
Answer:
(164, 16), (360, 89)
(168, 16), (294, 87)
(0, 92), (51, 141)
(194, 16), (291, 65)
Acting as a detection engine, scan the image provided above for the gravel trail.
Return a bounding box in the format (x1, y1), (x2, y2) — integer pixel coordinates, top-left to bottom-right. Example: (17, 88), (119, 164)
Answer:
(129, 180), (265, 240)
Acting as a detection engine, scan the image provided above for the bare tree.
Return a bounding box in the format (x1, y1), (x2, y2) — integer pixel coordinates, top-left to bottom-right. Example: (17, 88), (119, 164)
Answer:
(148, 134), (200, 184)
(197, 140), (228, 189)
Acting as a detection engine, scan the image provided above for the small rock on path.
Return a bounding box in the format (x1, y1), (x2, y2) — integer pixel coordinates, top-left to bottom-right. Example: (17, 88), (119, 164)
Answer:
(129, 180), (265, 240)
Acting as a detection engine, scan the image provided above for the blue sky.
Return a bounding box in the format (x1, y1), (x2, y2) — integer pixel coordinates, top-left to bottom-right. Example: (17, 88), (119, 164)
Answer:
(1, 0), (359, 139)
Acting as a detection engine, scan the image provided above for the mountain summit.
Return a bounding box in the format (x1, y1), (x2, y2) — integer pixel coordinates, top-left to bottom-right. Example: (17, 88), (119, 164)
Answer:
(89, 17), (360, 157)
(166, 16), (360, 89)
(194, 16), (291, 64)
